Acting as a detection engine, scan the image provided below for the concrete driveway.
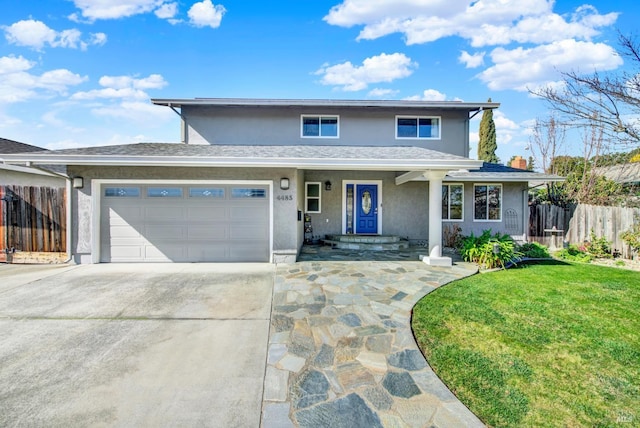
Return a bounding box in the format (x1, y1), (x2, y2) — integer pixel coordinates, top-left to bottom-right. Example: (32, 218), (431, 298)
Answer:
(0, 263), (273, 428)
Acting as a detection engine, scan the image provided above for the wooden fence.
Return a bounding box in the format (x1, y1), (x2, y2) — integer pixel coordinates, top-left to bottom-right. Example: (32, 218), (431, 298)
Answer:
(529, 203), (640, 258)
(0, 185), (66, 253)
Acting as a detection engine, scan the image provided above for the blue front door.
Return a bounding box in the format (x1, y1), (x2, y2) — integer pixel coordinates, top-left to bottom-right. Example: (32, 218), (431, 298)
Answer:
(356, 184), (378, 234)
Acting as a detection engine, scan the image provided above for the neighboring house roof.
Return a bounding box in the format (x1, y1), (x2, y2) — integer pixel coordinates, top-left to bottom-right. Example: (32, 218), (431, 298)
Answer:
(151, 98), (500, 112)
(444, 162), (564, 183)
(593, 163), (640, 184)
(0, 137), (48, 154)
(0, 137), (67, 177)
(1, 142), (484, 171)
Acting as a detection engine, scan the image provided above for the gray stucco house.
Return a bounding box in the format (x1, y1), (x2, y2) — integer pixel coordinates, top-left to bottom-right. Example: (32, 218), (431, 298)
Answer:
(2, 98), (561, 265)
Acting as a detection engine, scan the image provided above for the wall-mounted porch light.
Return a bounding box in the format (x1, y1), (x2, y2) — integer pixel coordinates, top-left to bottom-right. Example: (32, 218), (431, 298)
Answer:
(280, 177), (290, 190)
(72, 177), (84, 189)
(324, 180), (332, 191)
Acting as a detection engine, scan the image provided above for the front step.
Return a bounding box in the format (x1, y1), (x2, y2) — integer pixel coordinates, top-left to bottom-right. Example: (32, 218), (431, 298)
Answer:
(323, 235), (409, 251)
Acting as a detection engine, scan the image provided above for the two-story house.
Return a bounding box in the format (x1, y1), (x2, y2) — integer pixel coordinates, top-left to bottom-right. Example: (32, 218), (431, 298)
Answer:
(1, 98), (562, 265)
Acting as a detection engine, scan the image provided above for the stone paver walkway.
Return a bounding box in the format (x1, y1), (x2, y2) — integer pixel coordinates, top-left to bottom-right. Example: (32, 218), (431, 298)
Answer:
(261, 259), (485, 428)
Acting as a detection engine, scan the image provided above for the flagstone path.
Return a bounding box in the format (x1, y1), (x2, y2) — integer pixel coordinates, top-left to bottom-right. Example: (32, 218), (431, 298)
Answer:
(261, 260), (485, 428)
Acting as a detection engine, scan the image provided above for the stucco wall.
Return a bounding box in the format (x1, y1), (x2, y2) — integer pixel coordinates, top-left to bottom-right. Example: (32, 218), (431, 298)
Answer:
(302, 171), (429, 241)
(443, 182), (528, 239)
(67, 165), (299, 263)
(183, 106), (470, 157)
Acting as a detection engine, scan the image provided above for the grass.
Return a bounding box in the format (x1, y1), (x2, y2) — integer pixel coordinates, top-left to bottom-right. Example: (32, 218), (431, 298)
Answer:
(412, 260), (640, 427)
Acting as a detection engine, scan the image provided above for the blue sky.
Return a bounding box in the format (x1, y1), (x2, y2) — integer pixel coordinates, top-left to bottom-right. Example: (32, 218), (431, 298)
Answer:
(0, 0), (637, 164)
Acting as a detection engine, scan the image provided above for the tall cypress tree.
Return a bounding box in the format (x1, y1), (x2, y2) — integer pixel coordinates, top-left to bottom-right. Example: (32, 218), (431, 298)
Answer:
(477, 98), (498, 163)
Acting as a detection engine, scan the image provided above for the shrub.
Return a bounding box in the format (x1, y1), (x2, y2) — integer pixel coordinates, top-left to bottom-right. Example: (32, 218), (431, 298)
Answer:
(443, 224), (464, 249)
(517, 242), (551, 259)
(554, 244), (593, 263)
(583, 230), (612, 258)
(620, 221), (640, 254)
(459, 230), (522, 269)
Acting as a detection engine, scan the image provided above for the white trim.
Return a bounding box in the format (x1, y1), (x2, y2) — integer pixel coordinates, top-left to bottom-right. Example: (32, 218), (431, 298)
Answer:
(442, 183), (464, 222)
(341, 180), (383, 235)
(473, 183), (503, 222)
(91, 179), (274, 263)
(0, 163), (62, 177)
(395, 115), (441, 140)
(305, 182), (321, 213)
(300, 114), (340, 139)
(3, 155), (482, 171)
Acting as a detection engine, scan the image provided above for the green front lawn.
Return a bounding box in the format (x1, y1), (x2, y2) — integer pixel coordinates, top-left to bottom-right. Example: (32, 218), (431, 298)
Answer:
(412, 260), (640, 427)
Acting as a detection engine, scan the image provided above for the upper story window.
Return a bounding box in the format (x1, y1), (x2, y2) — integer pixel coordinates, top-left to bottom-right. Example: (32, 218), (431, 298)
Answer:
(301, 115), (339, 138)
(396, 116), (441, 139)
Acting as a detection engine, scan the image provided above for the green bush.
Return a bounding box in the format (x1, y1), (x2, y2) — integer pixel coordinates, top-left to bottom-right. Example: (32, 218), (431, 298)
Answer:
(620, 221), (640, 253)
(554, 244), (593, 263)
(459, 230), (522, 269)
(584, 230), (612, 258)
(517, 242), (551, 259)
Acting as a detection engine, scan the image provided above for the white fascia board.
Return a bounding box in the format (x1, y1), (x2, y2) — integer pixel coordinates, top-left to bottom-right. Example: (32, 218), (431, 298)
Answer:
(442, 175), (565, 183)
(3, 155), (484, 171)
(0, 163), (60, 177)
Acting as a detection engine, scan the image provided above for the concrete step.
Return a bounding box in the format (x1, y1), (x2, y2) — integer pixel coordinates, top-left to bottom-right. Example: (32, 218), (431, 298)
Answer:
(324, 234), (402, 244)
(322, 237), (410, 251)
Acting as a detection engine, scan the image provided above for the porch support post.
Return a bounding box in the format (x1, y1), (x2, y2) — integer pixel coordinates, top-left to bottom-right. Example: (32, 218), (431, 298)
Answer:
(423, 170), (452, 267)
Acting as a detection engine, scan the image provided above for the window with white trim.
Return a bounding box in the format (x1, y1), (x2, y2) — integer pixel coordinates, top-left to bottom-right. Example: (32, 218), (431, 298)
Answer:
(474, 184), (502, 221)
(396, 116), (440, 139)
(305, 182), (321, 213)
(301, 115), (339, 138)
(442, 184), (463, 221)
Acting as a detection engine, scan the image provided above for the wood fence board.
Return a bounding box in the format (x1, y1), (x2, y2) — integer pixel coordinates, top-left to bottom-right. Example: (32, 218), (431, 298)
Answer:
(0, 185), (66, 253)
(530, 203), (640, 259)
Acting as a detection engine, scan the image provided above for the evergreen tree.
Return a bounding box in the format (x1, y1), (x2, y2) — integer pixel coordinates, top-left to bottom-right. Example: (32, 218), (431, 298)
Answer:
(477, 98), (499, 163)
(527, 155), (535, 171)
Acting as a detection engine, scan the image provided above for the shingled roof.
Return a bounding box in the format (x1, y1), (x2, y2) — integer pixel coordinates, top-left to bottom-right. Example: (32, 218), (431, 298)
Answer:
(0, 138), (48, 154)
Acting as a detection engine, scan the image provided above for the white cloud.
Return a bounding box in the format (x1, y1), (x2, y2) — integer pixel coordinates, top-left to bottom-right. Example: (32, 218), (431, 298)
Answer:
(3, 19), (106, 50)
(478, 39), (623, 91)
(367, 88), (399, 97)
(0, 55), (33, 74)
(315, 52), (417, 91)
(92, 101), (174, 124)
(0, 55), (87, 103)
(325, 0), (618, 47)
(405, 89), (448, 101)
(70, 0), (165, 21)
(155, 2), (178, 19)
(72, 74), (168, 100)
(459, 50), (485, 68)
(188, 0), (226, 28)
(324, 1), (621, 91)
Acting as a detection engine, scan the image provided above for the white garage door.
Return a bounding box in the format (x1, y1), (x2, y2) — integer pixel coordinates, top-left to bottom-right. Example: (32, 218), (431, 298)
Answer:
(100, 184), (270, 262)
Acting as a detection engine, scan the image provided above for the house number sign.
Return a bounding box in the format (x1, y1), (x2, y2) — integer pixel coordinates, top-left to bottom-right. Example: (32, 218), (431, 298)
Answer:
(277, 195), (293, 201)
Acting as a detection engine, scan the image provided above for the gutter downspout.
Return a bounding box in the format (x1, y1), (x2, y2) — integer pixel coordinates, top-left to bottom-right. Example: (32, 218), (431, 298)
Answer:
(167, 103), (187, 144)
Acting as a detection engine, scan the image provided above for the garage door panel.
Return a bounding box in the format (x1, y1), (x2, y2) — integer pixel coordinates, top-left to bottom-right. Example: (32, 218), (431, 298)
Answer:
(230, 225), (269, 240)
(188, 225), (228, 240)
(143, 206), (186, 221)
(109, 245), (144, 261)
(108, 207), (144, 224)
(229, 245), (269, 261)
(187, 206), (228, 220)
(187, 244), (228, 261)
(230, 206), (268, 220)
(144, 245), (185, 261)
(144, 225), (187, 240)
(109, 225), (143, 239)
(101, 183), (270, 263)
